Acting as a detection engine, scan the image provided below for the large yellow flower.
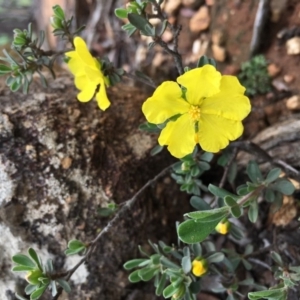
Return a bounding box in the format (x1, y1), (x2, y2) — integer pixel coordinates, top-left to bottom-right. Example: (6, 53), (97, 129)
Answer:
(65, 37), (110, 111)
(142, 65), (251, 158)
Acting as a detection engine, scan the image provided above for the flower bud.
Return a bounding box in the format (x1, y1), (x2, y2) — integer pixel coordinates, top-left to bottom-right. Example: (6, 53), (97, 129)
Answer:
(215, 219), (231, 235)
(192, 257), (208, 277)
(50, 16), (63, 29)
(181, 161), (190, 172)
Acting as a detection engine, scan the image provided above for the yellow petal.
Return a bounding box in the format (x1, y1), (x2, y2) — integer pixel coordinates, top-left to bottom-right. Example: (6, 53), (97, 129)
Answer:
(67, 57), (85, 76)
(95, 79), (110, 110)
(177, 65), (221, 105)
(158, 113), (195, 158)
(142, 81), (190, 124)
(74, 74), (89, 90)
(73, 37), (97, 68)
(84, 64), (103, 83)
(77, 82), (96, 102)
(198, 114), (244, 152)
(201, 76), (251, 121)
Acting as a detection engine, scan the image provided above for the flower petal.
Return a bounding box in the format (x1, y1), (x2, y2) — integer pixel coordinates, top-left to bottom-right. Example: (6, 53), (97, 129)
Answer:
(158, 113), (196, 158)
(142, 81), (190, 124)
(198, 114), (244, 152)
(201, 76), (251, 120)
(96, 78), (111, 111)
(177, 65), (221, 105)
(74, 74), (89, 90)
(73, 37), (97, 68)
(67, 56), (85, 76)
(77, 82), (96, 102)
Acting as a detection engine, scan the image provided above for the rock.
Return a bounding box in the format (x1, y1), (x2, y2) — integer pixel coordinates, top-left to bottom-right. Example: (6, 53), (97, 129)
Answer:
(272, 79), (290, 92)
(286, 37), (300, 55)
(189, 5), (210, 33)
(286, 95), (300, 111)
(267, 63), (281, 77)
(211, 28), (226, 45)
(182, 0), (204, 8)
(164, 0), (181, 15)
(284, 74), (295, 83)
(211, 44), (226, 62)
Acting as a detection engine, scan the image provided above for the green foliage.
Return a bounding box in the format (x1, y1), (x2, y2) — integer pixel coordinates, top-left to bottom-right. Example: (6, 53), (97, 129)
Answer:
(12, 248), (71, 300)
(64, 239), (87, 256)
(238, 55), (272, 96)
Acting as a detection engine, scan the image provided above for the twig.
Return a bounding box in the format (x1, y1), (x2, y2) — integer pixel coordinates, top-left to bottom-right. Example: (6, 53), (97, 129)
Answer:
(52, 163), (174, 300)
(231, 141), (300, 181)
(124, 72), (157, 88)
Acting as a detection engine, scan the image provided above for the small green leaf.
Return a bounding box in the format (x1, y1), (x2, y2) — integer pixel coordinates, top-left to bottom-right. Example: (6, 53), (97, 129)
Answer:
(208, 184), (238, 199)
(0, 64), (11, 74)
(248, 287), (287, 300)
(265, 188), (275, 202)
(224, 195), (237, 207)
(242, 259), (252, 270)
(64, 247), (86, 256)
(12, 254), (36, 268)
(230, 205), (242, 218)
(181, 256), (191, 274)
(127, 13), (154, 36)
(185, 206), (229, 221)
(52, 5), (65, 20)
(206, 252), (224, 263)
(56, 279), (71, 293)
(271, 251), (283, 266)
(150, 145), (163, 156)
(160, 256), (179, 269)
(122, 23), (137, 36)
(272, 179), (295, 195)
(163, 284), (178, 298)
(247, 161), (263, 183)
(191, 243), (202, 256)
(128, 269), (142, 283)
(228, 162), (237, 184)
(138, 267), (158, 281)
(265, 168), (281, 184)
(197, 56), (209, 67)
(12, 265), (35, 272)
(67, 239), (85, 250)
(115, 8), (128, 19)
(30, 285), (48, 300)
(28, 248), (42, 271)
(248, 200), (259, 223)
(25, 284), (37, 295)
(156, 273), (167, 296)
(123, 259), (149, 270)
(178, 217), (225, 244)
(15, 293), (29, 300)
(190, 196), (211, 211)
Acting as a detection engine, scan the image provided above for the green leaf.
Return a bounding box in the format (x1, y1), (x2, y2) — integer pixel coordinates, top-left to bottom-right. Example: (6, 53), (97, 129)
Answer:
(191, 243), (202, 256)
(163, 284), (178, 298)
(123, 258), (149, 270)
(242, 259), (252, 270)
(12, 254), (36, 268)
(230, 205), (242, 218)
(53, 5), (65, 20)
(224, 196), (237, 207)
(28, 248), (42, 271)
(271, 251), (283, 266)
(228, 162), (237, 184)
(155, 273), (167, 296)
(208, 184), (238, 200)
(30, 285), (48, 300)
(248, 200), (259, 223)
(190, 196), (211, 211)
(128, 269), (142, 283)
(64, 247), (86, 256)
(0, 64), (11, 74)
(160, 256), (179, 269)
(185, 206), (229, 221)
(150, 145), (164, 156)
(265, 168), (281, 184)
(115, 8), (128, 19)
(67, 239), (85, 250)
(265, 188), (275, 202)
(181, 256), (191, 274)
(178, 217), (225, 244)
(247, 161), (263, 183)
(138, 267), (158, 281)
(127, 13), (154, 36)
(197, 56), (209, 67)
(272, 179), (295, 195)
(25, 284), (37, 295)
(56, 279), (71, 293)
(12, 265), (35, 272)
(15, 293), (29, 300)
(248, 287), (287, 300)
(206, 252), (224, 263)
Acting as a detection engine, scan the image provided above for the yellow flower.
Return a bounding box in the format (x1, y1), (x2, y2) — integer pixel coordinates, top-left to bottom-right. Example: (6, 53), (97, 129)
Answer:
(192, 257), (208, 277)
(215, 219), (231, 235)
(142, 65), (251, 158)
(65, 37), (110, 111)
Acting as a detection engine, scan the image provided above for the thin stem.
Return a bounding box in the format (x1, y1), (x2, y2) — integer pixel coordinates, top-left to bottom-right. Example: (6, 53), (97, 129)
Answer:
(52, 163), (175, 300)
(124, 72), (157, 88)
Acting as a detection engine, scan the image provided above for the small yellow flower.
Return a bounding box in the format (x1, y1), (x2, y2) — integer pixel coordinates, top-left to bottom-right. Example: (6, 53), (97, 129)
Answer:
(142, 65), (251, 158)
(65, 37), (110, 110)
(215, 219), (231, 235)
(192, 257), (208, 277)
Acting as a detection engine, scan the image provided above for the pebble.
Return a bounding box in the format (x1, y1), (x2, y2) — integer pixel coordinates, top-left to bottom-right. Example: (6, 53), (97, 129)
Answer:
(272, 79), (289, 91)
(164, 0), (181, 15)
(189, 6), (210, 33)
(284, 74), (294, 83)
(286, 37), (300, 55)
(267, 63), (281, 77)
(211, 44), (226, 62)
(286, 95), (300, 110)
